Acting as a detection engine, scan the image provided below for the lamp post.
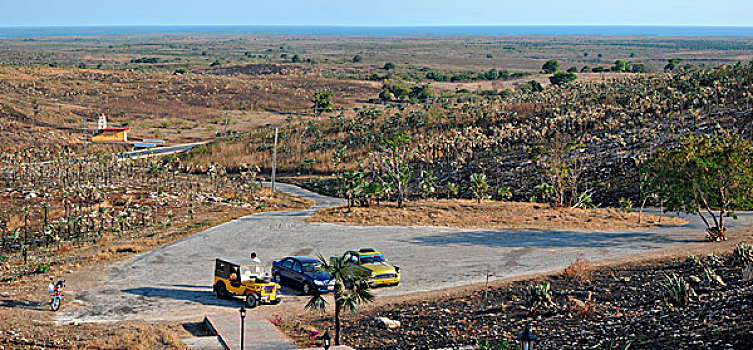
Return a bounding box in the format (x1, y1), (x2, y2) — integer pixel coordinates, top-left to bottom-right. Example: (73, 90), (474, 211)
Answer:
(239, 307), (247, 350)
(517, 324), (538, 350)
(321, 331), (332, 350)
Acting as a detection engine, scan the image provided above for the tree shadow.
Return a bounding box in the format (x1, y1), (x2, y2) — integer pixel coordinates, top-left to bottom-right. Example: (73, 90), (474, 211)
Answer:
(402, 229), (690, 249)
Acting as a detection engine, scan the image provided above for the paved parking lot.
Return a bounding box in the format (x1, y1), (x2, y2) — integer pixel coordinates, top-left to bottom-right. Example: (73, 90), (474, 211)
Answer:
(58, 183), (753, 323)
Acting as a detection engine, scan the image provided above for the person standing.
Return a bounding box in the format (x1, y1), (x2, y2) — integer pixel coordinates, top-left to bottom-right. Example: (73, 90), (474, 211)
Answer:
(250, 251), (261, 264)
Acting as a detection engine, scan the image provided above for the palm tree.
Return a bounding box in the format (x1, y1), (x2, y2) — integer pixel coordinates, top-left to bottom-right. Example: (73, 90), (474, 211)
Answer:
(305, 254), (373, 346)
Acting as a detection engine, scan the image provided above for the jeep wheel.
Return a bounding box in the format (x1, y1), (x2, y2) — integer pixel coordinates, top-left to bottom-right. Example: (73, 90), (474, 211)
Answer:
(214, 282), (229, 299)
(245, 295), (258, 308)
(302, 283), (311, 295)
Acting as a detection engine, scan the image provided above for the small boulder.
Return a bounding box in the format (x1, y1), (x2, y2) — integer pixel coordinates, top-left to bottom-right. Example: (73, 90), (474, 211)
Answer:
(375, 316), (401, 330)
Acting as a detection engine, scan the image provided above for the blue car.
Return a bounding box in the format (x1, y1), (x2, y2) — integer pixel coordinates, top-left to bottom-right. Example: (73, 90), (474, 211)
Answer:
(271, 256), (335, 295)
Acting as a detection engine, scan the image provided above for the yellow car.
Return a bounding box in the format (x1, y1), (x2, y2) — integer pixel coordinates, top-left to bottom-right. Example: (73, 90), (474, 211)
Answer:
(341, 249), (401, 287)
(213, 258), (281, 308)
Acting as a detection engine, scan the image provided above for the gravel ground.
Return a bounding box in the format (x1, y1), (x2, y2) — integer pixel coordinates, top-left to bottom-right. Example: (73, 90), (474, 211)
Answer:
(56, 183), (753, 324)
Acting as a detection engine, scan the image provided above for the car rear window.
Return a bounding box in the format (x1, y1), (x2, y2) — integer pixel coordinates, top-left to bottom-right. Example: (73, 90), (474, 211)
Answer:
(301, 262), (321, 273)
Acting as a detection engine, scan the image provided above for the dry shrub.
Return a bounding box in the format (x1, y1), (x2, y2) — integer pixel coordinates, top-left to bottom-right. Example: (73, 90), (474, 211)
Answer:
(568, 291), (599, 318)
(563, 252), (593, 283)
(57, 243), (73, 253)
(109, 244), (142, 254)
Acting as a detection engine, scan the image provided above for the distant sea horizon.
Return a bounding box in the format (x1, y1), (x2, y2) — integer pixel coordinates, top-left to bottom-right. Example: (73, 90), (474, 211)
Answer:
(2, 25), (753, 38)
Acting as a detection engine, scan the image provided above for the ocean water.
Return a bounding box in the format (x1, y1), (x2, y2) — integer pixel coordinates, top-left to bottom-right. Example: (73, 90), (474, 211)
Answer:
(1, 25), (753, 38)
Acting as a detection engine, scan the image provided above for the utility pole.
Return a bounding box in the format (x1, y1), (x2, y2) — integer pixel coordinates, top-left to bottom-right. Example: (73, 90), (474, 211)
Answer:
(271, 127), (278, 194)
(83, 115), (88, 158)
(224, 109), (229, 136)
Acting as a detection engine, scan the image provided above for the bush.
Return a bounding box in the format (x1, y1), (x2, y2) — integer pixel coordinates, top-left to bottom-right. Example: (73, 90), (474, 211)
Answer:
(0, 254), (7, 263)
(174, 68), (189, 74)
(383, 62), (396, 70)
(660, 273), (697, 308)
(36, 263), (50, 274)
(618, 197), (633, 212)
(476, 336), (515, 350)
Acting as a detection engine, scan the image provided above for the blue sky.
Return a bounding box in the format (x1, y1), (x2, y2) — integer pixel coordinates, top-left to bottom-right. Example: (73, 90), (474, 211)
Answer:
(2, 0), (751, 27)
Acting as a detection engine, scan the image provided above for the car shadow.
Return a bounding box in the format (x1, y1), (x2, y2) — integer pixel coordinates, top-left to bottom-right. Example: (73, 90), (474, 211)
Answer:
(402, 229), (690, 249)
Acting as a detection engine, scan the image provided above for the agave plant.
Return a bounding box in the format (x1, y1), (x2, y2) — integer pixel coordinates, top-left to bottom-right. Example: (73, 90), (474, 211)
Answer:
(685, 255), (701, 267)
(596, 337), (632, 350)
(732, 242), (753, 267)
(702, 253), (723, 266)
(660, 273), (697, 308)
(525, 282), (555, 312)
(702, 266), (726, 286)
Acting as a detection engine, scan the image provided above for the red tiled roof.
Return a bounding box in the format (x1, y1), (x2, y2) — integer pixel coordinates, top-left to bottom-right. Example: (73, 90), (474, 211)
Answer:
(102, 127), (131, 132)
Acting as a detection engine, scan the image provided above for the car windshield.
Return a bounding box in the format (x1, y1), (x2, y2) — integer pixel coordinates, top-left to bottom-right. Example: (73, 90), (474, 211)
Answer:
(240, 265), (264, 281)
(359, 254), (385, 264)
(301, 261), (322, 273)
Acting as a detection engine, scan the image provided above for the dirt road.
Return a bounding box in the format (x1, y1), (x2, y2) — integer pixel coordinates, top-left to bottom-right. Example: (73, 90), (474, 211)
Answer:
(57, 183), (753, 323)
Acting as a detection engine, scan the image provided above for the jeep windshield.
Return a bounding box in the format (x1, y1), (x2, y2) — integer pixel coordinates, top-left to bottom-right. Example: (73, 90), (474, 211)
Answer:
(359, 254), (385, 264)
(302, 261), (322, 273)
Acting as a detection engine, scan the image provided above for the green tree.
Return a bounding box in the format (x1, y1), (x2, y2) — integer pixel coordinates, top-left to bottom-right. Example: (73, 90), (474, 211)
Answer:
(549, 72), (577, 85)
(378, 89), (392, 102)
(630, 63), (648, 73)
(292, 54), (302, 63)
(542, 59), (560, 74)
(306, 254), (373, 346)
(642, 130), (753, 241)
(352, 55), (362, 63)
(419, 170), (436, 198)
(312, 90), (334, 116)
(341, 170), (365, 210)
(567, 66), (578, 73)
(612, 60), (627, 72)
(383, 62), (396, 70)
(367, 134), (414, 208)
(469, 173), (490, 204)
(408, 85), (434, 102)
(664, 58), (683, 72)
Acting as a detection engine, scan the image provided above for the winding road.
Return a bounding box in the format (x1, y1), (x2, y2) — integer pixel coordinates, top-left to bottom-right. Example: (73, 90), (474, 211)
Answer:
(57, 183), (753, 323)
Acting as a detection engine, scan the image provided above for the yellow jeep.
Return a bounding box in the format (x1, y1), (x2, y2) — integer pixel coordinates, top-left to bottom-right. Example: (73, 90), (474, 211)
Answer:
(213, 258), (281, 308)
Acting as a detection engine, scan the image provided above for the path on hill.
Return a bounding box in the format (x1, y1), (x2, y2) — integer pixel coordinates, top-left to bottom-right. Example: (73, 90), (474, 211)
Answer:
(57, 182), (753, 323)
